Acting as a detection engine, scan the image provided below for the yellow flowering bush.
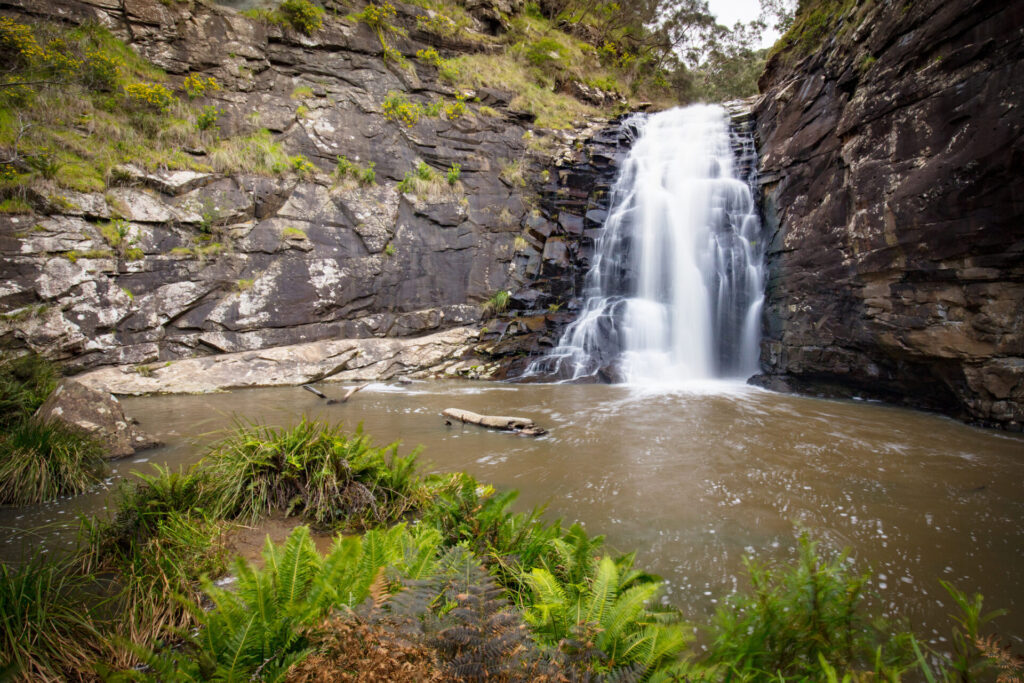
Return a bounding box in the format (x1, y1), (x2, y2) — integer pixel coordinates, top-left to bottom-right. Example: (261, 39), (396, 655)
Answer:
(416, 47), (442, 67)
(279, 0), (324, 35)
(123, 82), (176, 112)
(0, 17), (43, 65)
(382, 91), (423, 127)
(183, 73), (221, 99)
(83, 50), (122, 91)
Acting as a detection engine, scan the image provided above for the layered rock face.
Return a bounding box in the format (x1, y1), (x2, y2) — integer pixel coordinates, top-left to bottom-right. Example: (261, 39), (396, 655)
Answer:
(753, 0), (1024, 430)
(0, 0), (604, 374)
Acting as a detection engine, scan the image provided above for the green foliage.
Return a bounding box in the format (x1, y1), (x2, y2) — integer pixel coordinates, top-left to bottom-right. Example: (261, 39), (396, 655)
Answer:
(209, 128), (291, 175)
(382, 90), (424, 127)
(352, 2), (404, 56)
(289, 154), (316, 176)
(0, 352), (107, 506)
(195, 104), (221, 131)
(200, 419), (425, 527)
(416, 46), (442, 67)
(524, 553), (690, 677)
(0, 197), (33, 213)
(526, 36), (570, 69)
(335, 155), (376, 185)
(0, 352), (57, 428)
(279, 0), (324, 35)
(446, 162), (461, 185)
(0, 417), (105, 505)
(281, 226), (308, 240)
(122, 82), (175, 112)
(938, 580), (1007, 681)
(140, 523), (441, 681)
(704, 533), (914, 680)
(78, 465), (230, 648)
(415, 159), (433, 181)
(767, 0), (859, 63)
(0, 554), (105, 681)
(482, 289), (511, 315)
(181, 73), (220, 99)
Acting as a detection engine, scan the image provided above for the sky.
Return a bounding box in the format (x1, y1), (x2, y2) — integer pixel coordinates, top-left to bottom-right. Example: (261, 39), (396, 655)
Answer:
(705, 0), (781, 47)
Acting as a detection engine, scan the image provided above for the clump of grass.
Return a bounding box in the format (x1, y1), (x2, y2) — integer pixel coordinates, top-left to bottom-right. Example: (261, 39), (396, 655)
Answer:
(208, 128), (291, 175)
(0, 418), (105, 505)
(334, 155), (376, 186)
(446, 162), (461, 185)
(200, 419), (425, 527)
(0, 554), (106, 681)
(397, 160), (462, 200)
(78, 465), (230, 648)
(0, 352), (57, 428)
(281, 226), (308, 240)
(481, 289), (510, 315)
(500, 158), (527, 187)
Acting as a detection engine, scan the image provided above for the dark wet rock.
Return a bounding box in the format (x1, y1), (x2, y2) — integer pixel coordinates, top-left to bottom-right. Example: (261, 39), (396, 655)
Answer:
(0, 0), (618, 377)
(35, 379), (160, 458)
(753, 0), (1024, 430)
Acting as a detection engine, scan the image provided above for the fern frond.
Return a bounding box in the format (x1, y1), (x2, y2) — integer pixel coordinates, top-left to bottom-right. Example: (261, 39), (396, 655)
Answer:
(584, 555), (619, 627)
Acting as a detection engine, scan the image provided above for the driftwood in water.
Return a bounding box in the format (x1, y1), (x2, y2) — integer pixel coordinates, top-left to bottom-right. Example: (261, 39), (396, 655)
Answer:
(302, 383), (368, 405)
(442, 408), (547, 436)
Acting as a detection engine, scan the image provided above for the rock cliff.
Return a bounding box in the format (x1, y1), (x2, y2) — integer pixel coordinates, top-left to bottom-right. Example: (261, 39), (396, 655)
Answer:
(0, 0), (608, 378)
(753, 0), (1024, 430)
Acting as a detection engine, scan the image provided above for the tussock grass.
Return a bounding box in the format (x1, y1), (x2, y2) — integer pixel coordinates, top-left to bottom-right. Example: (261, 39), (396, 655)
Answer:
(440, 52), (599, 129)
(0, 418), (105, 505)
(78, 465), (230, 650)
(0, 352), (56, 428)
(201, 419), (426, 527)
(0, 554), (106, 682)
(0, 352), (105, 506)
(208, 128), (291, 176)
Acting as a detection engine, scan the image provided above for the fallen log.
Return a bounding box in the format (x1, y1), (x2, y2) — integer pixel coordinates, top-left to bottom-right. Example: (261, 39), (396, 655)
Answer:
(442, 408), (547, 436)
(302, 383), (368, 404)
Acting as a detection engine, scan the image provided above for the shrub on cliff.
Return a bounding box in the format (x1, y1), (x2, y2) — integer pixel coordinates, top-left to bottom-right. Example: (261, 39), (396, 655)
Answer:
(279, 0), (324, 35)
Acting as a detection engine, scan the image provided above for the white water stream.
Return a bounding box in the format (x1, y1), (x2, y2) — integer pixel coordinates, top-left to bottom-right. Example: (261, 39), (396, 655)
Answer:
(531, 104), (765, 384)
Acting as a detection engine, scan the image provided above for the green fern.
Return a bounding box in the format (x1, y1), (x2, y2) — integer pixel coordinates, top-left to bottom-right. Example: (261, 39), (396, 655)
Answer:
(137, 523), (442, 680)
(523, 553), (688, 678)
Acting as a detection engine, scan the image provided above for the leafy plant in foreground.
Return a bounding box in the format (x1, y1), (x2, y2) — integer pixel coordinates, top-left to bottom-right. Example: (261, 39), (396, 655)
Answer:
(0, 554), (105, 682)
(78, 465), (229, 648)
(704, 533), (915, 681)
(524, 553), (689, 678)
(133, 523), (441, 681)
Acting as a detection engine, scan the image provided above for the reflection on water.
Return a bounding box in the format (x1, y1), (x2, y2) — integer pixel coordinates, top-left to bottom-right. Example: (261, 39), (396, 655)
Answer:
(3, 381), (1022, 644)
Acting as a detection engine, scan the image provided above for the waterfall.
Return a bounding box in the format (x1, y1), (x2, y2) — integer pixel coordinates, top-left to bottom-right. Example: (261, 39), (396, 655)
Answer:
(529, 104), (765, 384)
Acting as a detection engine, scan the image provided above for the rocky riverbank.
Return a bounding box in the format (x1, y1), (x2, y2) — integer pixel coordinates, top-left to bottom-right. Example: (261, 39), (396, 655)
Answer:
(752, 0), (1024, 430)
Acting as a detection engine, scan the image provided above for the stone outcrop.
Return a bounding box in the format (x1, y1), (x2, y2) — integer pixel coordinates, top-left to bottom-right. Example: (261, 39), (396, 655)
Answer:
(75, 325), (481, 394)
(752, 0), (1024, 430)
(35, 379), (160, 457)
(0, 0), (607, 377)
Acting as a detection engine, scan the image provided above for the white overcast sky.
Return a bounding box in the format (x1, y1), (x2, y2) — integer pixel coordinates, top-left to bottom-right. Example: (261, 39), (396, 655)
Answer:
(705, 0), (781, 47)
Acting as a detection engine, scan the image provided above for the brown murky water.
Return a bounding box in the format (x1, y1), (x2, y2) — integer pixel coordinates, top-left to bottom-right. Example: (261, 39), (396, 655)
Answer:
(2, 380), (1022, 645)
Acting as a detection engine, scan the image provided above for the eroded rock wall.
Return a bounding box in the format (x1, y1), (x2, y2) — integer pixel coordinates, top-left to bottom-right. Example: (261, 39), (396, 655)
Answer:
(0, 0), (606, 375)
(753, 0), (1024, 429)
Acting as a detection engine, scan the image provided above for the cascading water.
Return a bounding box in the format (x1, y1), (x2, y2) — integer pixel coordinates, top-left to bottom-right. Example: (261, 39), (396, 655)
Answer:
(529, 104), (765, 384)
